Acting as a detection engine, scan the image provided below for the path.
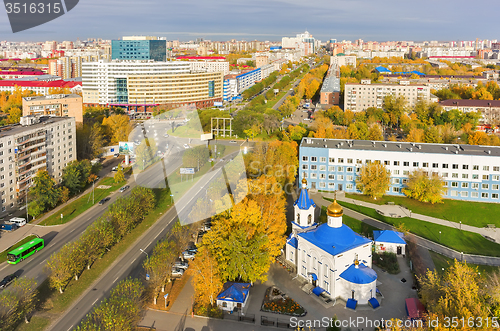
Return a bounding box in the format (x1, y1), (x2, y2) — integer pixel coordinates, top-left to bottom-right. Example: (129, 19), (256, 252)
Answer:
(312, 192), (500, 267)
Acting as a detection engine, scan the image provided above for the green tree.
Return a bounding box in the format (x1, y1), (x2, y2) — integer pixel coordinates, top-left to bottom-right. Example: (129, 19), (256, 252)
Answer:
(62, 161), (82, 195)
(383, 95), (407, 127)
(143, 240), (177, 304)
(114, 164), (125, 183)
(135, 138), (157, 170)
(355, 162), (391, 199)
(182, 145), (210, 171)
(403, 169), (446, 204)
(30, 170), (61, 212)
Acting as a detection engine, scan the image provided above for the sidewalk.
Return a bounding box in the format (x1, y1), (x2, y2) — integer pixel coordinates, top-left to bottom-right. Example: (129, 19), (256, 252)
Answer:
(312, 191), (500, 266)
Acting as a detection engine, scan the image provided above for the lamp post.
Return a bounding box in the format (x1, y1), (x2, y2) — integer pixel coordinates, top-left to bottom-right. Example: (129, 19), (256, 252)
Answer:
(439, 231), (441, 243)
(460, 221), (461, 230)
(139, 248), (148, 260)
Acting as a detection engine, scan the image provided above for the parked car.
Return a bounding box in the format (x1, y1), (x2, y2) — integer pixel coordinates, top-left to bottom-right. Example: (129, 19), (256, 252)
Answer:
(119, 185), (130, 193)
(164, 133), (169, 138)
(172, 268), (184, 277)
(173, 261), (189, 270)
(0, 274), (18, 289)
(183, 144), (190, 149)
(113, 153), (119, 157)
(229, 140), (237, 144)
(112, 166), (118, 171)
(182, 251), (196, 260)
(98, 197), (111, 205)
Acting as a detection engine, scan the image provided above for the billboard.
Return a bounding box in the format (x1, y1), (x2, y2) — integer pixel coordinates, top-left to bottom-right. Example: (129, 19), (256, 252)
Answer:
(200, 133), (213, 141)
(180, 168), (195, 174)
(214, 101), (223, 107)
(119, 142), (134, 155)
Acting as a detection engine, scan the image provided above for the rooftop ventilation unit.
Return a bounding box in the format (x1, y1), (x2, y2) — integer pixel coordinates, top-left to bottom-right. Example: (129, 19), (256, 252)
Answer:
(383, 143), (387, 147)
(455, 150), (459, 154)
(409, 147), (413, 152)
(397, 144), (401, 148)
(417, 145), (421, 149)
(445, 146), (449, 150)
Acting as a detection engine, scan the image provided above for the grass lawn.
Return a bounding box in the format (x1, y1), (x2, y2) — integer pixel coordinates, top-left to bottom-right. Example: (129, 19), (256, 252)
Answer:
(429, 251), (500, 275)
(39, 177), (125, 226)
(345, 193), (500, 228)
(332, 199), (500, 257)
(39, 187), (172, 314)
(15, 316), (51, 331)
(0, 235), (37, 263)
(319, 206), (380, 238)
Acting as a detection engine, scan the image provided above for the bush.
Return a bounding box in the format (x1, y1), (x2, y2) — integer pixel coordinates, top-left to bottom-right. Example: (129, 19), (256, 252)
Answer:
(373, 252), (400, 274)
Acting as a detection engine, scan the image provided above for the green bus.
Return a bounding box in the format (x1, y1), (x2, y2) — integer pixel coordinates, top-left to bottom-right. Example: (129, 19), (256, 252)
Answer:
(7, 238), (45, 264)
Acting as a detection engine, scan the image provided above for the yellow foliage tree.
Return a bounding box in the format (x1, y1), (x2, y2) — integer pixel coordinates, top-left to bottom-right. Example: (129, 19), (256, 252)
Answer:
(102, 114), (133, 144)
(355, 162), (391, 199)
(403, 169), (445, 204)
(468, 131), (489, 145)
(191, 247), (224, 306)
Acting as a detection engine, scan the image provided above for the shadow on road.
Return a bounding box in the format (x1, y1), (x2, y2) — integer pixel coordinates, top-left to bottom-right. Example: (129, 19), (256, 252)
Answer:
(41, 231), (58, 246)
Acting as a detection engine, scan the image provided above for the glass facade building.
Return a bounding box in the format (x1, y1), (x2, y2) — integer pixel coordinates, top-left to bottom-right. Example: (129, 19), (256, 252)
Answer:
(111, 40), (167, 61)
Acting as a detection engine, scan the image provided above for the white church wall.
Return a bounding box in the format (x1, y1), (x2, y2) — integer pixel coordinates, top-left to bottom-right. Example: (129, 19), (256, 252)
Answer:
(374, 242), (406, 255)
(294, 204), (315, 227)
(338, 279), (377, 305)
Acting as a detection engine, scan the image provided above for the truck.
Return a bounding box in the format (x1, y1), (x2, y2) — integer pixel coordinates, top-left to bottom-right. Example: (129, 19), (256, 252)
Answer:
(0, 223), (18, 231)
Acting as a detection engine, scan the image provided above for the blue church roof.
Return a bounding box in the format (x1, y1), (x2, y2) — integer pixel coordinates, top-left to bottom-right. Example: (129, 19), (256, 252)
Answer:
(340, 263), (377, 284)
(287, 234), (298, 249)
(216, 282), (250, 303)
(298, 223), (372, 256)
(373, 230), (406, 245)
(375, 66), (392, 73)
(294, 187), (316, 210)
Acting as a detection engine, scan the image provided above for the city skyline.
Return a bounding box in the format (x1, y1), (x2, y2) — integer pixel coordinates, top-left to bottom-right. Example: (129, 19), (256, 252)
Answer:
(0, 0), (499, 42)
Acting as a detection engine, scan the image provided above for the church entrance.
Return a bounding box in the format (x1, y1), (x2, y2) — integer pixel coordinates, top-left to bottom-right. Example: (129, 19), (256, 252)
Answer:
(312, 279), (317, 287)
(397, 246), (402, 255)
(351, 290), (355, 300)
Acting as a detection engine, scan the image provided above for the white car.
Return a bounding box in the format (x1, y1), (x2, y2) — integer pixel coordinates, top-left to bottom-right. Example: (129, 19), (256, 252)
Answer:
(182, 251), (196, 260)
(172, 268), (184, 277)
(173, 261), (189, 270)
(183, 144), (190, 149)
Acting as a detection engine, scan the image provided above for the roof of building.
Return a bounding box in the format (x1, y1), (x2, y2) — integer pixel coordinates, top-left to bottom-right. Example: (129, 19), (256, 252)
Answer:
(320, 75), (340, 93)
(327, 199), (343, 217)
(298, 223), (372, 256)
(22, 94), (82, 102)
(300, 138), (500, 157)
(0, 116), (73, 138)
(286, 235), (298, 249)
(294, 186), (316, 210)
(373, 230), (406, 245)
(440, 99), (500, 108)
(375, 66), (392, 73)
(176, 56), (226, 60)
(216, 282), (250, 303)
(405, 298), (426, 319)
(339, 263), (377, 284)
(0, 80), (81, 88)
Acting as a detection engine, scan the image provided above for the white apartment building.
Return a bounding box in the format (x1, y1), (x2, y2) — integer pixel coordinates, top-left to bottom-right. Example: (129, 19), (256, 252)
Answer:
(187, 60), (230, 75)
(344, 80), (431, 112)
(0, 116), (76, 215)
(330, 55), (357, 67)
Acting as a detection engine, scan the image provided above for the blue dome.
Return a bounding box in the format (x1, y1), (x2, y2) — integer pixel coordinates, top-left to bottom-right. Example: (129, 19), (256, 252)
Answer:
(340, 263), (377, 284)
(298, 223), (372, 256)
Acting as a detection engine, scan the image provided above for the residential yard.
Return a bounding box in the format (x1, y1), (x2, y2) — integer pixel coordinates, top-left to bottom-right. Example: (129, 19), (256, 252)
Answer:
(429, 251), (500, 275)
(39, 177), (126, 226)
(345, 193), (500, 228)
(0, 235), (37, 263)
(333, 199), (500, 257)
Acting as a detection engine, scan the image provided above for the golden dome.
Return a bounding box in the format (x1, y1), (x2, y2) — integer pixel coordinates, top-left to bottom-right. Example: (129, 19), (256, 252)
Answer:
(301, 177), (307, 185)
(327, 199), (343, 217)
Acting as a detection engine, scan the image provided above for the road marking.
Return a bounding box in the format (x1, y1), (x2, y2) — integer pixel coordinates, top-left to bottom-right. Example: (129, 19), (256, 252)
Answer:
(0, 264), (8, 272)
(69, 228), (75, 234)
(113, 276), (119, 283)
(92, 298), (99, 306)
(131, 257), (137, 264)
(49, 243), (55, 248)
(67, 325), (74, 331)
(39, 261), (45, 266)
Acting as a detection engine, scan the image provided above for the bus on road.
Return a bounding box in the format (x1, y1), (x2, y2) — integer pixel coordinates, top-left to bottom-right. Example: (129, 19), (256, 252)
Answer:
(7, 238), (44, 264)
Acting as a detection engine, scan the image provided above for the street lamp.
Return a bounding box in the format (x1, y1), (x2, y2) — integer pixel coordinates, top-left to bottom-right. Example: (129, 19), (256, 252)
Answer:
(459, 221), (461, 230)
(170, 194), (174, 204)
(139, 248), (148, 260)
(439, 231), (441, 243)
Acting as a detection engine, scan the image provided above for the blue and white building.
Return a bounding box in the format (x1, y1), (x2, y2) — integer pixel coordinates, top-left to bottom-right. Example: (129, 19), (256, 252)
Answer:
(286, 181), (377, 305)
(373, 230), (407, 255)
(216, 282), (251, 312)
(299, 138), (500, 203)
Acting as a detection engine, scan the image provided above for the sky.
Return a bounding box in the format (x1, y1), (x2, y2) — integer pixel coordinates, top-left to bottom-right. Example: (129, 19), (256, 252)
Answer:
(1, 0), (499, 42)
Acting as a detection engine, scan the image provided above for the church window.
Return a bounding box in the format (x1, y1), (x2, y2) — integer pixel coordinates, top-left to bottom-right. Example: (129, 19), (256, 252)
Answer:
(222, 302), (227, 307)
(297, 213), (300, 222)
(307, 214), (312, 225)
(313, 257), (317, 270)
(324, 264), (328, 278)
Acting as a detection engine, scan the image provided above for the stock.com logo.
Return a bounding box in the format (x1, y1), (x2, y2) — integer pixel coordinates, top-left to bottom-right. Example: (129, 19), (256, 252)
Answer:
(4, 0), (78, 32)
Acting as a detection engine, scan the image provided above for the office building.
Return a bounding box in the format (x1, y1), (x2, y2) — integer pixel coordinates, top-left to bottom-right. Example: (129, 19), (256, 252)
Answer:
(0, 116), (76, 215)
(344, 80), (431, 112)
(299, 138), (500, 203)
(111, 36), (167, 62)
(82, 60), (223, 112)
(22, 94), (83, 123)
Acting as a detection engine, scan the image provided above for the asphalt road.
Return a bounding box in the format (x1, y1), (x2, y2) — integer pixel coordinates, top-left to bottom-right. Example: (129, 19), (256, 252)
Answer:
(48, 151), (241, 331)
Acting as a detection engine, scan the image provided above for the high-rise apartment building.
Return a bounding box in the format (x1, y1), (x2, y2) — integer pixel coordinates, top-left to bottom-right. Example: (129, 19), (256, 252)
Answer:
(0, 116), (76, 215)
(111, 36), (167, 62)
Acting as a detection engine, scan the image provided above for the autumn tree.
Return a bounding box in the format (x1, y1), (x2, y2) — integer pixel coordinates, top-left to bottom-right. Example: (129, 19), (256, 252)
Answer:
(0, 277), (38, 328)
(135, 138), (157, 170)
(355, 162), (391, 199)
(89, 122), (106, 158)
(192, 247), (224, 306)
(383, 95), (407, 127)
(419, 259), (488, 321)
(102, 114), (133, 144)
(367, 123), (383, 141)
(143, 240), (177, 304)
(114, 164), (125, 183)
(403, 169), (445, 204)
(468, 131), (489, 145)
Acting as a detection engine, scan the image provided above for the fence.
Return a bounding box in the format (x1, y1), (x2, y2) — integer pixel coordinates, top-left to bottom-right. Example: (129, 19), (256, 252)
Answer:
(223, 312), (255, 324)
(261, 316), (294, 329)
